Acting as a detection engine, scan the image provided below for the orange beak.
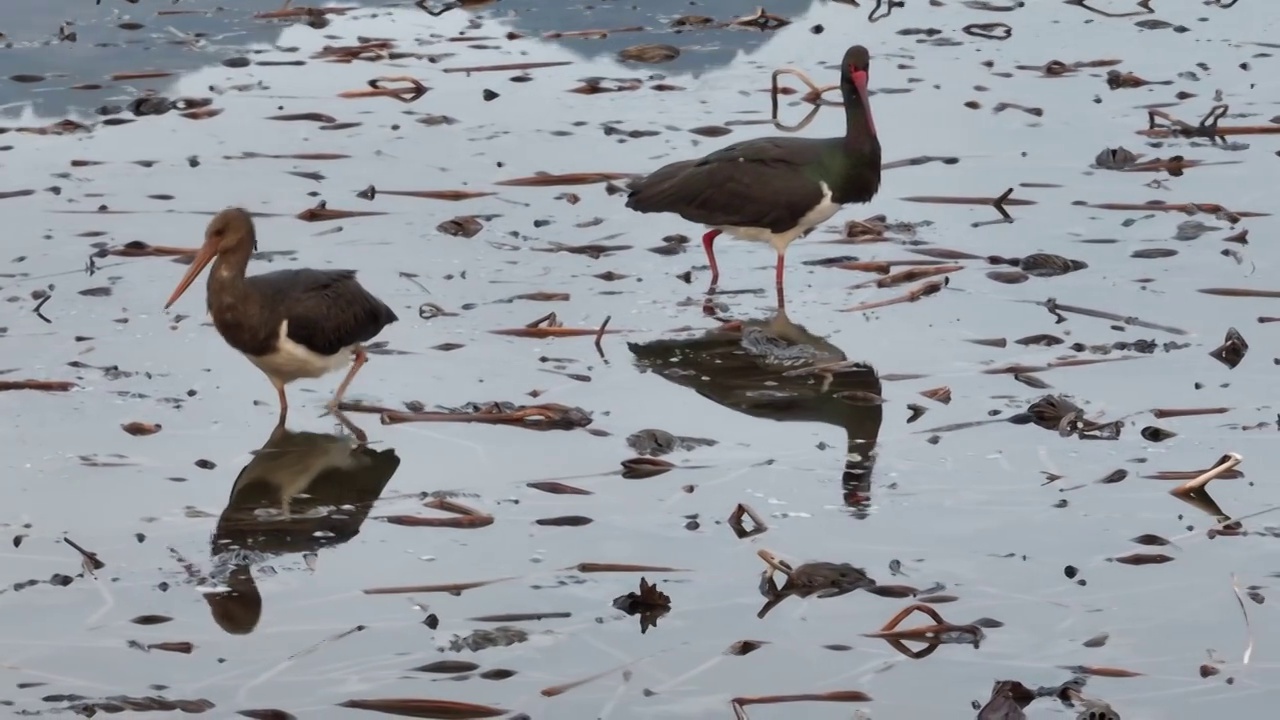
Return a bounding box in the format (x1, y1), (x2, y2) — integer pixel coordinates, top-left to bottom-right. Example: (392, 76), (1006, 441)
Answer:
(164, 243), (217, 310)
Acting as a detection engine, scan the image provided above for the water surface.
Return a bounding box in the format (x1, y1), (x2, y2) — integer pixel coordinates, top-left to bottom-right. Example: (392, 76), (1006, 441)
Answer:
(3, 1), (1279, 717)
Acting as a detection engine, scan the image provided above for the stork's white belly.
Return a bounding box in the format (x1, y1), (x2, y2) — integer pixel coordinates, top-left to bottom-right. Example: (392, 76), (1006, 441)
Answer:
(244, 320), (355, 385)
(716, 181), (840, 253)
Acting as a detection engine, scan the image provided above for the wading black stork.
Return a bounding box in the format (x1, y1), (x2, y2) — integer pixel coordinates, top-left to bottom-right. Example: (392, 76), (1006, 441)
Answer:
(164, 208), (398, 420)
(625, 45), (881, 304)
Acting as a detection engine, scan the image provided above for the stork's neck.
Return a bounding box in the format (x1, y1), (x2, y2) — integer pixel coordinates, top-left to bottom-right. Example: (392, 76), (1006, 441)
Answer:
(206, 246), (253, 312)
(840, 76), (877, 153)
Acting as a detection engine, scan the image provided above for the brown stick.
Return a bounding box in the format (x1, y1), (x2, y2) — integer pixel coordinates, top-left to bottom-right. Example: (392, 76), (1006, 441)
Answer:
(839, 277), (949, 313)
(1150, 407), (1230, 419)
(0, 380), (79, 392)
(336, 76), (428, 103)
(443, 61), (573, 74)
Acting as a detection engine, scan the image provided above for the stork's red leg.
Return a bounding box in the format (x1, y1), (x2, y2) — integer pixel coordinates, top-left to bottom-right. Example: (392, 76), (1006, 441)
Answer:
(330, 347), (368, 410)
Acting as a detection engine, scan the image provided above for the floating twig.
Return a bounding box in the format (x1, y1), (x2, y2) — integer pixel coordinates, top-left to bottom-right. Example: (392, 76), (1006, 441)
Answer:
(337, 76), (429, 103)
(1199, 288), (1280, 299)
(357, 185), (495, 201)
(730, 6), (791, 30)
(495, 171), (634, 187)
(99, 241), (198, 258)
(844, 0), (904, 22)
(864, 603), (986, 644)
(443, 61), (574, 74)
(415, 0), (462, 16)
(1150, 407), (1230, 419)
(839, 277), (949, 313)
(1079, 201), (1267, 218)
(548, 26), (646, 40)
(541, 657), (648, 698)
(772, 103), (821, 133)
(1063, 0), (1153, 18)
(728, 503), (767, 539)
(567, 563), (690, 573)
(594, 315), (612, 357)
(854, 265), (963, 289)
(881, 155), (960, 171)
(1141, 103), (1280, 139)
(63, 536), (106, 572)
(491, 312), (624, 339)
(314, 41), (394, 62)
(963, 22), (1012, 40)
(0, 380), (79, 392)
(1172, 453), (1241, 496)
(770, 68), (839, 110)
(1017, 58), (1123, 77)
(767, 66), (839, 133)
(33, 293), (52, 323)
(363, 576), (517, 595)
(390, 404), (588, 430)
(1023, 297), (1187, 335)
(379, 498), (495, 529)
(256, 1), (355, 19)
(902, 188), (1032, 226)
(295, 200), (387, 222)
(731, 691), (871, 720)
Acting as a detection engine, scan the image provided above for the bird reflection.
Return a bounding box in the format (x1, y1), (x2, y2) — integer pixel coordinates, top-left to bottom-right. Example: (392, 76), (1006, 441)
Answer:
(628, 303), (882, 514)
(203, 424), (400, 635)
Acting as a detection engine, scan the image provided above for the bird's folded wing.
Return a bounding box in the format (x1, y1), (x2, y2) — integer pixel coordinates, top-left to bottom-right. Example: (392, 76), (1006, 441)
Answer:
(629, 156), (826, 233)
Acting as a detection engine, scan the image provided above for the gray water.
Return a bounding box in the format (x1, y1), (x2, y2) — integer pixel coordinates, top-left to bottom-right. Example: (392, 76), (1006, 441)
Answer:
(3, 1), (1279, 717)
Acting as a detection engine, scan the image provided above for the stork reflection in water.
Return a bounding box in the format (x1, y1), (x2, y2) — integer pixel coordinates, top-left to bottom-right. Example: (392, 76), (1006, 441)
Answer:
(202, 424), (400, 635)
(629, 303), (883, 513)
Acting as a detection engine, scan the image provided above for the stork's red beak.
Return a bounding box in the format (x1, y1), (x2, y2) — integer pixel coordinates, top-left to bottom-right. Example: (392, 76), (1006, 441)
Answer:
(851, 68), (876, 138)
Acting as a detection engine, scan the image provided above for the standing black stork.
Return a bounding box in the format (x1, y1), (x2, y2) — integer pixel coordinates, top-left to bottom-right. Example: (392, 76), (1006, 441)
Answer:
(164, 208), (398, 421)
(625, 45), (881, 305)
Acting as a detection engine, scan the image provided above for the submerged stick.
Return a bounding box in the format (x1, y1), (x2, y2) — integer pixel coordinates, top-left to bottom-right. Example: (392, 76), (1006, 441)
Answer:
(363, 577), (517, 595)
(1026, 297), (1188, 335)
(541, 658), (639, 698)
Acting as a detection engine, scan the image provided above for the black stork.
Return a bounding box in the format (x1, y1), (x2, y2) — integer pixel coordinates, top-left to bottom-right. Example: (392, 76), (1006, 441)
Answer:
(164, 208), (398, 420)
(625, 45), (881, 304)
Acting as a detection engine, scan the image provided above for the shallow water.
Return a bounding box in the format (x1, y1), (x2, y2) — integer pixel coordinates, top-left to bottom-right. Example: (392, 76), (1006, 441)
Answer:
(3, 1), (1280, 717)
